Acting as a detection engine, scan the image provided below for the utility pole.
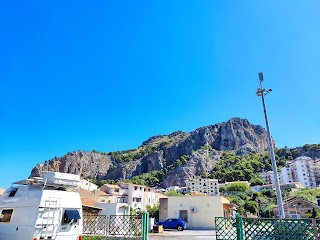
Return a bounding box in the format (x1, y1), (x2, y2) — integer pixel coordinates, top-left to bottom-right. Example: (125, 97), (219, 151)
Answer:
(256, 72), (285, 218)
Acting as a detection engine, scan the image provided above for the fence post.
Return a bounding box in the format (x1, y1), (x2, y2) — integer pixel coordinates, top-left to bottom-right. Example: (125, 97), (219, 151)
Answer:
(105, 215), (108, 237)
(312, 218), (319, 240)
(235, 214), (244, 240)
(142, 212), (149, 240)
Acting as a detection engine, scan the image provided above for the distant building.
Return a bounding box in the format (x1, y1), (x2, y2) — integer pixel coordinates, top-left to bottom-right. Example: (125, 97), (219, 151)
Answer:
(281, 156), (316, 188)
(94, 202), (130, 216)
(79, 179), (98, 191)
(260, 171), (283, 185)
(273, 196), (320, 218)
(81, 198), (104, 216)
(186, 178), (219, 196)
(166, 186), (188, 194)
(251, 182), (304, 192)
(99, 183), (156, 211)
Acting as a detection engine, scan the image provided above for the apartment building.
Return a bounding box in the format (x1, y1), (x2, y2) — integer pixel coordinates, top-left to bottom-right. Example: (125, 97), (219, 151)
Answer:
(259, 156), (318, 189)
(281, 156), (316, 188)
(186, 177), (219, 196)
(260, 171), (283, 185)
(99, 184), (127, 203)
(99, 183), (156, 211)
(314, 159), (320, 186)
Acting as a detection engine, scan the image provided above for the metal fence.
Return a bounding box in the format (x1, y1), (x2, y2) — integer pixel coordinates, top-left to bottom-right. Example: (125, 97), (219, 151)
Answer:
(108, 215), (142, 237)
(83, 213), (149, 239)
(83, 215), (107, 236)
(216, 215), (320, 240)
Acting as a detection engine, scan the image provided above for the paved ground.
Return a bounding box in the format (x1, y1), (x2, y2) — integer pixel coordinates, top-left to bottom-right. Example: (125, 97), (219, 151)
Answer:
(149, 229), (216, 239)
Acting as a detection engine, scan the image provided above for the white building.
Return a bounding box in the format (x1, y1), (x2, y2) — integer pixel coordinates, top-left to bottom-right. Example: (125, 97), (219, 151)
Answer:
(159, 196), (236, 229)
(99, 183), (156, 211)
(260, 171), (283, 185)
(94, 202), (130, 216)
(186, 178), (219, 196)
(79, 179), (98, 191)
(281, 156), (316, 188)
(251, 182), (304, 192)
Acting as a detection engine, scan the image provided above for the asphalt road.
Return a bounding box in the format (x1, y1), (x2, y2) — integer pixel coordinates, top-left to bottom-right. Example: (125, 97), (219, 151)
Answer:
(149, 229), (216, 239)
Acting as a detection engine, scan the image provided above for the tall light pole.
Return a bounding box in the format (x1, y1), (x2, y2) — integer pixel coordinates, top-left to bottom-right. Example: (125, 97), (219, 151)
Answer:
(256, 72), (285, 218)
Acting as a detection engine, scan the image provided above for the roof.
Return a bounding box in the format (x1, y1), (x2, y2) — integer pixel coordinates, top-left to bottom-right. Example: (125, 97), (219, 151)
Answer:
(101, 184), (120, 189)
(156, 192), (167, 199)
(98, 190), (111, 196)
(81, 198), (104, 210)
(274, 196), (320, 210)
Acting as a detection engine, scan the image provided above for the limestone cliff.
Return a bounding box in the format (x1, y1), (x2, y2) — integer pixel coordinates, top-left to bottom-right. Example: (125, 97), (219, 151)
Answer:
(30, 118), (272, 186)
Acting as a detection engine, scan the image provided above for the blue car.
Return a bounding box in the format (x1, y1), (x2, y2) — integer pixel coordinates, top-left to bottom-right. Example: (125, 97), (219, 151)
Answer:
(156, 218), (187, 231)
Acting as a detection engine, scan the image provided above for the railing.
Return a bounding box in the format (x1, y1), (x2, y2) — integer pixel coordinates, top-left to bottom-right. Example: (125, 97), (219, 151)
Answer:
(216, 215), (320, 240)
(83, 213), (149, 239)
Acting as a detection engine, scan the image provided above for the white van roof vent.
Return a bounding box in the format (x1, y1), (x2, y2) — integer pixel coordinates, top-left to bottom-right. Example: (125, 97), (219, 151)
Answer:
(12, 172), (80, 189)
(44, 172), (80, 188)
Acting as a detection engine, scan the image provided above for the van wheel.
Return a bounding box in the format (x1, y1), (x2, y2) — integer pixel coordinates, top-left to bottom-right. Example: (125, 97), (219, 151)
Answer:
(177, 225), (184, 231)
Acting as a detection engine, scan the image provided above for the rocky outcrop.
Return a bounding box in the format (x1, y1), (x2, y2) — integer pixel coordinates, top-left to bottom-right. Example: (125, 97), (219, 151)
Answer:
(30, 118), (272, 186)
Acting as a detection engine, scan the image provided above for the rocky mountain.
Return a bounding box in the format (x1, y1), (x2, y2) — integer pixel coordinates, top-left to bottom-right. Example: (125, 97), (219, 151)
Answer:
(30, 118), (275, 187)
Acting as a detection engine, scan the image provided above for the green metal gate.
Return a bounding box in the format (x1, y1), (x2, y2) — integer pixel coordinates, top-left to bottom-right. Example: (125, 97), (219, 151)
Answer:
(216, 215), (320, 240)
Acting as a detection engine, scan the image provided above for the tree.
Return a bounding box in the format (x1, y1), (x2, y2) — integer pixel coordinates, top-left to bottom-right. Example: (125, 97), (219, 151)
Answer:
(225, 183), (249, 192)
(164, 190), (183, 196)
(146, 204), (159, 221)
(250, 175), (266, 187)
(244, 200), (258, 215)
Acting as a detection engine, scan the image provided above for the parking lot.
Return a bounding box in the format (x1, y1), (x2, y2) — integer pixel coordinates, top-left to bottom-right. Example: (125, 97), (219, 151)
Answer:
(149, 229), (216, 240)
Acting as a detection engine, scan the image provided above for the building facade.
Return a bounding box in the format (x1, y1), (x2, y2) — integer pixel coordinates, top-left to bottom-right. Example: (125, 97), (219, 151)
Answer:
(159, 196), (236, 229)
(260, 171), (283, 185)
(99, 183), (156, 211)
(186, 178), (219, 196)
(281, 156), (316, 188)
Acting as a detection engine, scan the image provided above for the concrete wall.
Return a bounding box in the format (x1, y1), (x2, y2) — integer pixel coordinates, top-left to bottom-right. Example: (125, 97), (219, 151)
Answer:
(79, 179), (98, 191)
(95, 203), (130, 216)
(159, 196), (226, 229)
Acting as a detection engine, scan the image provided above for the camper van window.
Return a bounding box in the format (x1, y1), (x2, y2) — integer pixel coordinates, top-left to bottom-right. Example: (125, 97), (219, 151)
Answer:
(62, 210), (81, 225)
(8, 188), (18, 197)
(0, 209), (14, 223)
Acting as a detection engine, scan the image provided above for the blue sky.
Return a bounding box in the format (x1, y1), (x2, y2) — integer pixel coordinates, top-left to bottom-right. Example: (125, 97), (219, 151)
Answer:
(1, 1), (319, 189)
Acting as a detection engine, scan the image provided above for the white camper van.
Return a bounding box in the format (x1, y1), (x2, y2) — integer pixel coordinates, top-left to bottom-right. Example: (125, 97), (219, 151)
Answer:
(0, 172), (83, 240)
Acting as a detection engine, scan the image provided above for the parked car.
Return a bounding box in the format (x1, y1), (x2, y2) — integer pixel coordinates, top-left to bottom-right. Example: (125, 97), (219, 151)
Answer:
(156, 218), (187, 231)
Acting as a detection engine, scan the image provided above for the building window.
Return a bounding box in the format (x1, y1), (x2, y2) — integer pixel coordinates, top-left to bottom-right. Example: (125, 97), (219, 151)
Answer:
(134, 187), (137, 190)
(0, 209), (14, 223)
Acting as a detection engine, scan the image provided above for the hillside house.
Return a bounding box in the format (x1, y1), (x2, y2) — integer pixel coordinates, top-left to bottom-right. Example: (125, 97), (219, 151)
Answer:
(273, 196), (320, 218)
